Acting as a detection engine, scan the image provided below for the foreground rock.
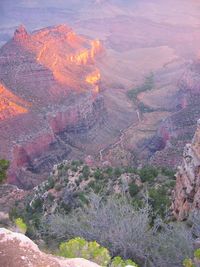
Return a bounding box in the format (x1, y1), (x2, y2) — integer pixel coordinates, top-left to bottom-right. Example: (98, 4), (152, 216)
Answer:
(0, 228), (100, 267)
(172, 119), (200, 220)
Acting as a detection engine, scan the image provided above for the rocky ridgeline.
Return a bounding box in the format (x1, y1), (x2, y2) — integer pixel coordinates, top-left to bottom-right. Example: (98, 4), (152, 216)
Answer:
(0, 228), (100, 267)
(172, 119), (200, 220)
(0, 25), (106, 188)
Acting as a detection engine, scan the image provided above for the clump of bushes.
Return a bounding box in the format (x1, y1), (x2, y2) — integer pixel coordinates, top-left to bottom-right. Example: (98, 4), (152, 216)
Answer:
(182, 258), (195, 267)
(129, 183), (139, 197)
(0, 159), (9, 183)
(194, 248), (200, 260)
(59, 237), (111, 266)
(111, 256), (139, 267)
(139, 166), (158, 182)
(183, 248), (200, 267)
(15, 217), (27, 234)
(82, 165), (90, 179)
(149, 186), (170, 218)
(59, 237), (138, 267)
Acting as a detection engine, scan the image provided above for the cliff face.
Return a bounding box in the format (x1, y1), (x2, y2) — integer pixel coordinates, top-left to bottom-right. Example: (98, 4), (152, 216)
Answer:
(172, 119), (200, 220)
(0, 25), (106, 188)
(149, 60), (200, 169)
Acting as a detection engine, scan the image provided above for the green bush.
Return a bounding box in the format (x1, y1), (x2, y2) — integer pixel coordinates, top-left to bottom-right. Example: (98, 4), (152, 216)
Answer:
(111, 256), (139, 267)
(161, 167), (175, 178)
(94, 169), (104, 180)
(59, 237), (111, 266)
(149, 186), (170, 217)
(71, 160), (81, 167)
(194, 248), (200, 260)
(105, 167), (113, 176)
(71, 165), (78, 172)
(139, 166), (158, 183)
(15, 217), (27, 234)
(0, 159), (9, 183)
(114, 168), (123, 178)
(82, 165), (90, 179)
(183, 258), (195, 267)
(88, 181), (102, 194)
(129, 183), (139, 197)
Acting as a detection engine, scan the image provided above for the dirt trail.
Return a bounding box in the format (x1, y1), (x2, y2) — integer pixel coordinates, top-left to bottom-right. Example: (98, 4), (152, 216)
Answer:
(99, 109), (141, 162)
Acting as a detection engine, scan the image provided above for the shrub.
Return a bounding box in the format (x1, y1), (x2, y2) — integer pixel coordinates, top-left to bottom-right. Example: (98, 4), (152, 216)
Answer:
(139, 166), (158, 183)
(149, 186), (170, 217)
(111, 256), (139, 267)
(94, 169), (104, 180)
(47, 194), (151, 264)
(129, 183), (139, 197)
(71, 160), (81, 167)
(59, 237), (111, 266)
(194, 248), (200, 260)
(114, 168), (123, 178)
(0, 159), (9, 183)
(82, 165), (90, 179)
(87, 181), (102, 194)
(183, 258), (195, 267)
(71, 165), (78, 172)
(161, 167), (175, 178)
(15, 217), (27, 234)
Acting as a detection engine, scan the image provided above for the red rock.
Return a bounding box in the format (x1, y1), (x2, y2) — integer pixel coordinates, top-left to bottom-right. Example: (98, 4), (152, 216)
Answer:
(172, 119), (200, 220)
(0, 228), (100, 267)
(0, 25), (106, 188)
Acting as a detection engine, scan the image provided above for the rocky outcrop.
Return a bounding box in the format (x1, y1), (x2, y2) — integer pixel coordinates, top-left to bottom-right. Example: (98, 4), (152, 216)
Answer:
(149, 60), (200, 169)
(172, 119), (200, 220)
(0, 228), (100, 267)
(0, 25), (107, 188)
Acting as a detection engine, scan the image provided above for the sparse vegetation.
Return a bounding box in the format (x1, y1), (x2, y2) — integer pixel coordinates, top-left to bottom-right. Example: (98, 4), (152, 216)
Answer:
(59, 237), (111, 266)
(9, 160), (185, 267)
(139, 166), (158, 183)
(127, 73), (154, 103)
(15, 218), (27, 234)
(0, 159), (9, 183)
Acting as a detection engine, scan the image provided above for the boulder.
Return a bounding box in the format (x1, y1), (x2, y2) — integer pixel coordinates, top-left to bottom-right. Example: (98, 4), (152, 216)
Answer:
(0, 228), (100, 267)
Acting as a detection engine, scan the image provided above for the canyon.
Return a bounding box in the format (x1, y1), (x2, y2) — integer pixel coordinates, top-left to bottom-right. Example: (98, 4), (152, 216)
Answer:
(1, 1), (200, 189)
(0, 24), (108, 188)
(0, 24), (137, 188)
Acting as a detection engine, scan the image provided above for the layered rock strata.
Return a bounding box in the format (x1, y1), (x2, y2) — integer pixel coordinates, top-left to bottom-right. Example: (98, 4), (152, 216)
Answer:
(0, 25), (106, 188)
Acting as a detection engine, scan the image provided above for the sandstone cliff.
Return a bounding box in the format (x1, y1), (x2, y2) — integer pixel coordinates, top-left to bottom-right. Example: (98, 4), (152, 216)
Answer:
(0, 25), (107, 188)
(0, 228), (100, 267)
(172, 119), (200, 220)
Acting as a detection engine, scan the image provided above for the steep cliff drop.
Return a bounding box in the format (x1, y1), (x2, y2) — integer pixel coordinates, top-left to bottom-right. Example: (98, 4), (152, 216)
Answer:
(0, 24), (106, 188)
(172, 119), (200, 220)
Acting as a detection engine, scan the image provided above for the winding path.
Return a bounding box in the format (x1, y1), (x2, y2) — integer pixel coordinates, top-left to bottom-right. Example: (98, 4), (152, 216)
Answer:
(99, 109), (142, 162)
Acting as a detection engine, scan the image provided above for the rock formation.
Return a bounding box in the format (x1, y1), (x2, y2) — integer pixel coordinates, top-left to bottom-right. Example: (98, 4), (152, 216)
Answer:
(172, 119), (200, 220)
(149, 60), (200, 169)
(0, 24), (106, 188)
(0, 228), (100, 267)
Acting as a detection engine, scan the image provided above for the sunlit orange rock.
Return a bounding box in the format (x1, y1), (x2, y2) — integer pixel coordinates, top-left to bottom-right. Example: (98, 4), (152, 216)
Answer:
(86, 69), (101, 93)
(0, 24), (106, 188)
(12, 25), (103, 92)
(0, 83), (28, 120)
